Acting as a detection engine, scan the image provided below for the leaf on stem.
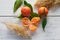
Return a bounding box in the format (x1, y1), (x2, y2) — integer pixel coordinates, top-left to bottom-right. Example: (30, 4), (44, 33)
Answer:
(14, 0), (22, 12)
(30, 12), (39, 20)
(17, 14), (23, 18)
(42, 17), (47, 31)
(24, 0), (33, 12)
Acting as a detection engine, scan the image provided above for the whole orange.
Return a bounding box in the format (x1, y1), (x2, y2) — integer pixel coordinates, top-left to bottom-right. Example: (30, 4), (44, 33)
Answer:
(21, 7), (31, 17)
(38, 7), (48, 17)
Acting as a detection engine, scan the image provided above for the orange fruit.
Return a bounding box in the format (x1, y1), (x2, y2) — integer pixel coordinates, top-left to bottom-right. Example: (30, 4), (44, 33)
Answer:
(21, 7), (31, 17)
(38, 7), (48, 16)
(29, 25), (37, 32)
(22, 17), (30, 28)
(31, 17), (40, 26)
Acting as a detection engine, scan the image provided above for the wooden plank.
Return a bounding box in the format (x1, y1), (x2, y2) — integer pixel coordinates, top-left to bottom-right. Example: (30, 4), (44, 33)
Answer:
(0, 17), (60, 40)
(0, 0), (60, 16)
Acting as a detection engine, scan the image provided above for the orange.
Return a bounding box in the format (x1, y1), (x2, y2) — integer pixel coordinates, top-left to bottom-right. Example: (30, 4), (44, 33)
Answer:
(22, 17), (30, 28)
(38, 7), (48, 16)
(21, 6), (31, 17)
(29, 25), (37, 32)
(31, 17), (40, 26)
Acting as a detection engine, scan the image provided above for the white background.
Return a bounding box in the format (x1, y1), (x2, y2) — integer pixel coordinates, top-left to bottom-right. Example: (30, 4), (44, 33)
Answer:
(0, 0), (60, 40)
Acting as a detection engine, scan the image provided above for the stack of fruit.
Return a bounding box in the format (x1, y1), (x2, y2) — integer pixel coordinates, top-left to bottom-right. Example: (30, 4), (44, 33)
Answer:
(14, 0), (48, 31)
(20, 6), (48, 32)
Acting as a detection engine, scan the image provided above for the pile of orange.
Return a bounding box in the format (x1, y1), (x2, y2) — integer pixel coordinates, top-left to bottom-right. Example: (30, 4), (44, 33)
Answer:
(20, 6), (48, 32)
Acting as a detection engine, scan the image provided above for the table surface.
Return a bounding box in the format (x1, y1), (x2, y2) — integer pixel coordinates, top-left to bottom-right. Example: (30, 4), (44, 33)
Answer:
(0, 0), (60, 40)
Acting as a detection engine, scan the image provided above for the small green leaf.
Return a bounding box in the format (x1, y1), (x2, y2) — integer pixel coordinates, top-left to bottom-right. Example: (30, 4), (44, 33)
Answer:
(17, 14), (23, 18)
(24, 0), (33, 12)
(42, 17), (47, 31)
(14, 0), (22, 12)
(30, 12), (39, 20)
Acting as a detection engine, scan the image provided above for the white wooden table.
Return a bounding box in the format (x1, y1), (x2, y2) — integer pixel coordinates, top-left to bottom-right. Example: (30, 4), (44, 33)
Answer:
(0, 0), (60, 40)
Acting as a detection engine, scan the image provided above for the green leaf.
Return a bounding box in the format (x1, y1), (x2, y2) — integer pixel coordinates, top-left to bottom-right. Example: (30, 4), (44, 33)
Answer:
(30, 12), (39, 20)
(42, 17), (47, 31)
(17, 14), (23, 18)
(14, 0), (22, 12)
(24, 0), (33, 12)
